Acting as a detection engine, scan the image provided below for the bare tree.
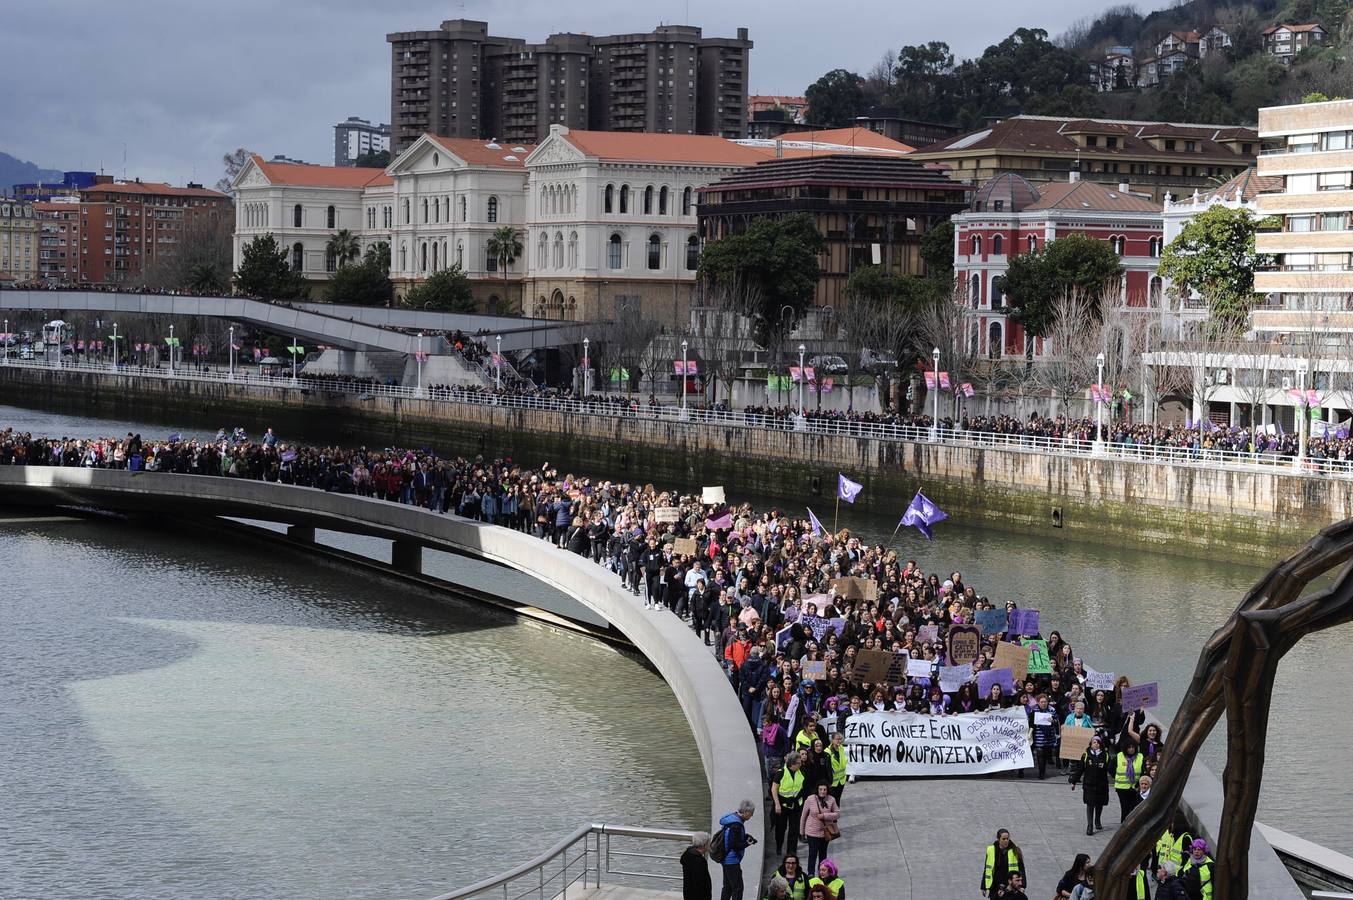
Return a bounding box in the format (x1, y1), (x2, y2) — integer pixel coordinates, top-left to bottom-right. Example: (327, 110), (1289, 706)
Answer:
(691, 276), (761, 407)
(1036, 291), (1102, 419)
(215, 147), (255, 194)
(918, 289), (984, 419)
(593, 296), (659, 397)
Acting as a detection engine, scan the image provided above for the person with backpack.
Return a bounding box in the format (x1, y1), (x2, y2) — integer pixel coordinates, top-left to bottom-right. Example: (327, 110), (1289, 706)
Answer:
(713, 800), (758, 900)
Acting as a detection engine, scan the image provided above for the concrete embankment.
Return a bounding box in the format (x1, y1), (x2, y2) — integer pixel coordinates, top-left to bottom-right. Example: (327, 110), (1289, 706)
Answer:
(3, 364), (1347, 559)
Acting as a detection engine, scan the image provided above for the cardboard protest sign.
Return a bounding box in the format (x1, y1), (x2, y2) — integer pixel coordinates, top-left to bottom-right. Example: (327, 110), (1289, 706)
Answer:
(1022, 638), (1052, 675)
(803, 660), (826, 680)
(946, 624), (982, 666)
(907, 658), (933, 679)
(1085, 669), (1116, 692)
(1059, 725), (1096, 761)
(673, 537), (699, 556)
(830, 576), (878, 602)
(885, 652), (910, 685)
(1007, 608), (1041, 636)
(976, 667), (1016, 697)
(799, 614), (847, 642)
(993, 641), (1031, 683)
(1121, 682), (1159, 712)
(701, 486), (726, 504)
(975, 608), (1008, 635)
(654, 506), (680, 523)
(938, 663), (974, 692)
(917, 624), (940, 645)
(851, 649), (895, 683)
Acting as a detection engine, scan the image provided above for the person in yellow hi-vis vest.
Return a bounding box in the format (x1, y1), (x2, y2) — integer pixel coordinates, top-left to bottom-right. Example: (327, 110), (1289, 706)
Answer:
(772, 753), (806, 856)
(980, 829), (1025, 897)
(1180, 838), (1214, 900)
(827, 732), (848, 806)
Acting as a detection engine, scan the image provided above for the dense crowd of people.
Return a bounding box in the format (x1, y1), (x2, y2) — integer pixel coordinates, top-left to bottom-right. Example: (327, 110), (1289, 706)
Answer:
(0, 423), (1221, 900)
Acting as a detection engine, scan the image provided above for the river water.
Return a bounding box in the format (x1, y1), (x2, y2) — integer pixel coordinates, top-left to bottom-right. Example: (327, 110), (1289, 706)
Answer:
(2, 400), (1350, 873)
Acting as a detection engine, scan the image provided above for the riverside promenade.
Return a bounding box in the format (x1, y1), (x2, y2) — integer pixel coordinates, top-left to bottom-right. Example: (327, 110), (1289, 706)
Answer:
(0, 466), (1311, 900)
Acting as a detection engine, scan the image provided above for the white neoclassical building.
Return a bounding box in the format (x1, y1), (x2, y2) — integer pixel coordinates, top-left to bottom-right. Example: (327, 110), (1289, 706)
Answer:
(521, 125), (770, 322)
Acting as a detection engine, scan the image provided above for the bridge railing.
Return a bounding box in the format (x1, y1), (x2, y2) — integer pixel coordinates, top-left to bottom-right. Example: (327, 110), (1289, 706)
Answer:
(8, 356), (1353, 480)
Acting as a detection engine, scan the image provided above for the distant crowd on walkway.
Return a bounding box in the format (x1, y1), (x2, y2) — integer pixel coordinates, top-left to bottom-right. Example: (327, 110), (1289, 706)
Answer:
(0, 423), (1221, 900)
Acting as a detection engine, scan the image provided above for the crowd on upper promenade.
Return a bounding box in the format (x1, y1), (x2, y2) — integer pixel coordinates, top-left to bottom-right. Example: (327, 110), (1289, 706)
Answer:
(0, 423), (1220, 900)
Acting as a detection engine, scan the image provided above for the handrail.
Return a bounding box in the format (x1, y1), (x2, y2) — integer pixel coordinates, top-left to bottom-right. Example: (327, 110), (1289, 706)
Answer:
(8, 356), (1353, 481)
(425, 822), (696, 900)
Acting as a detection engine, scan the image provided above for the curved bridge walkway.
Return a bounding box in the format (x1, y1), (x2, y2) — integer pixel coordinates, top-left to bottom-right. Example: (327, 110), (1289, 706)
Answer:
(0, 467), (1303, 899)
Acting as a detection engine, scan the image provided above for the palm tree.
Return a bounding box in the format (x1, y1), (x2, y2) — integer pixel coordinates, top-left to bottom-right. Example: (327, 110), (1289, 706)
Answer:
(363, 240), (391, 274)
(326, 229), (361, 268)
(187, 262), (227, 293)
(486, 226), (523, 304)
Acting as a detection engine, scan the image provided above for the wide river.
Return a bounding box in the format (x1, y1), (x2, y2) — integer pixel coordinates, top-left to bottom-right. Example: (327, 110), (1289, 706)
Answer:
(1, 398), (1350, 891)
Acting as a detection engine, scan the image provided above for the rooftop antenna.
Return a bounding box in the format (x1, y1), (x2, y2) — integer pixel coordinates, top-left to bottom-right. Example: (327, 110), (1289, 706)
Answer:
(122, 143), (127, 181)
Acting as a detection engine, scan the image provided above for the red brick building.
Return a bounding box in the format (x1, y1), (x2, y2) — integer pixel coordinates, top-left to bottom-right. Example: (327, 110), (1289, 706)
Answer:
(952, 173), (1163, 358)
(78, 180), (232, 284)
(33, 202), (81, 284)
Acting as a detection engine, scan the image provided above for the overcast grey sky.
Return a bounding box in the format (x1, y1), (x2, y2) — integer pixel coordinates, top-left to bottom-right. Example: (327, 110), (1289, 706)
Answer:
(1, 0), (1165, 186)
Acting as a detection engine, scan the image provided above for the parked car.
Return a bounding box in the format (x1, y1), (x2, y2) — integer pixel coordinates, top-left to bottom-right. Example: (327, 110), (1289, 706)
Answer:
(808, 354), (849, 376)
(859, 348), (899, 375)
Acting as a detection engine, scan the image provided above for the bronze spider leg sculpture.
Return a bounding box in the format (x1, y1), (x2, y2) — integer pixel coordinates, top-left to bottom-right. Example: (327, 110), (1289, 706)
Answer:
(1093, 520), (1353, 900)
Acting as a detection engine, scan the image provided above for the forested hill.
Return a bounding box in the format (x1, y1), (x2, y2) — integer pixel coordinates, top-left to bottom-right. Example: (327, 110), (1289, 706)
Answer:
(802, 0), (1353, 131)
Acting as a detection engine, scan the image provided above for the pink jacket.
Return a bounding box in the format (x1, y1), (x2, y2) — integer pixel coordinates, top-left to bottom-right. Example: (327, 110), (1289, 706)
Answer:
(799, 793), (840, 839)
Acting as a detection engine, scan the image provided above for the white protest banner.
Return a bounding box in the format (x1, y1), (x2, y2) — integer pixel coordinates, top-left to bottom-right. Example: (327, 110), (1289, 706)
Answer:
(702, 486), (726, 504)
(1085, 669), (1116, 692)
(844, 708), (1034, 777)
(654, 506), (681, 523)
(938, 663), (974, 692)
(907, 658), (933, 679)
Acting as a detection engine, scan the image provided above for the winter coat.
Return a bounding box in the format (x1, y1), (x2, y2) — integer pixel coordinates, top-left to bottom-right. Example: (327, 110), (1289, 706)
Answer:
(1072, 748), (1111, 807)
(798, 793), (840, 840)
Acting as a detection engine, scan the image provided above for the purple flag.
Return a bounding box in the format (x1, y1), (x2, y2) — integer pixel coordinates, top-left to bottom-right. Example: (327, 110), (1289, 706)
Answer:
(899, 490), (948, 540)
(807, 507), (827, 538)
(704, 512), (733, 530)
(837, 473), (863, 504)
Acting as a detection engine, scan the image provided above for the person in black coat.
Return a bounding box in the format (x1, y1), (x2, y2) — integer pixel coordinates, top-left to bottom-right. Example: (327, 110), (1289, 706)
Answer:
(1070, 733), (1111, 834)
(739, 649), (769, 725)
(680, 832), (712, 900)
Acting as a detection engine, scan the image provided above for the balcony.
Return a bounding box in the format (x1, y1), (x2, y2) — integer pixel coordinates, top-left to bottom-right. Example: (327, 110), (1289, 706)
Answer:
(1257, 191), (1353, 215)
(1257, 149), (1353, 176)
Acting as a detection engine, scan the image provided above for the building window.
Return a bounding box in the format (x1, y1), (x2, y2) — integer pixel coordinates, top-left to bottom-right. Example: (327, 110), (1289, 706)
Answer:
(457, 241), (464, 267)
(682, 186), (692, 215)
(1110, 235), (1125, 255)
(327, 205), (336, 229)
(1028, 235), (1038, 253)
(568, 231), (578, 268)
(399, 244), (407, 270)
(432, 242), (439, 270)
(420, 242), (428, 272)
(605, 184), (614, 213)
(422, 198), (429, 223)
(553, 232), (563, 269)
(608, 233), (623, 269)
(537, 232), (547, 268)
(403, 199), (410, 224)
(1149, 276), (1163, 306)
(325, 247), (337, 272)
(969, 273), (980, 307)
(659, 186), (669, 215)
(487, 196), (498, 222)
(291, 242), (303, 270)
(644, 185), (654, 215)
(293, 204), (303, 228)
(647, 234), (661, 269)
(686, 234), (699, 270)
(486, 249), (498, 272)
(992, 234), (1003, 256)
(460, 196), (467, 221)
(971, 235), (982, 256)
(988, 321), (1003, 358)
(619, 185), (629, 214)
(1149, 236), (1162, 256)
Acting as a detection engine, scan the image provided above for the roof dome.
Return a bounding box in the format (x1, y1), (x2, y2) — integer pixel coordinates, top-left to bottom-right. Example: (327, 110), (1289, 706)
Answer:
(971, 173), (1040, 213)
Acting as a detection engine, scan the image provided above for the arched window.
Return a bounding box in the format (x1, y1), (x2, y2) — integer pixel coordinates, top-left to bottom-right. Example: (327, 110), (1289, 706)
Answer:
(537, 232), (547, 268)
(1028, 235), (1038, 253)
(604, 184), (614, 214)
(568, 231), (578, 268)
(644, 185), (654, 215)
(971, 234), (982, 256)
(659, 186), (669, 215)
(431, 242), (439, 271)
(992, 234), (1003, 256)
(422, 198), (429, 224)
(291, 242), (303, 270)
(399, 243), (407, 271)
(1150, 276), (1164, 306)
(1149, 236), (1162, 257)
(553, 231), (563, 269)
(487, 196), (498, 222)
(459, 196), (467, 221)
(686, 234), (699, 270)
(420, 242), (428, 272)
(647, 233), (661, 270)
(1111, 235), (1125, 255)
(969, 273), (980, 307)
(457, 241), (464, 268)
(327, 205), (336, 229)
(293, 204), (303, 228)
(619, 185), (629, 214)
(682, 186), (692, 215)
(988, 321), (1003, 359)
(608, 233), (623, 269)
(402, 199), (410, 224)
(433, 198), (439, 224)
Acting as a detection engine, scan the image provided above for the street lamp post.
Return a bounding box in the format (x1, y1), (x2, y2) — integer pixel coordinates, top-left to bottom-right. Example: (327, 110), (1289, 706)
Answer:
(930, 347), (941, 442)
(292, 335), (299, 382)
(582, 337), (590, 396)
(111, 322), (118, 372)
(495, 334), (502, 390)
(797, 343), (806, 418)
(169, 324), (175, 374)
(3, 319), (7, 367)
(1094, 351), (1106, 453)
(681, 339), (689, 410)
(228, 325), (235, 380)
(416, 331), (424, 397)
(1295, 361), (1308, 469)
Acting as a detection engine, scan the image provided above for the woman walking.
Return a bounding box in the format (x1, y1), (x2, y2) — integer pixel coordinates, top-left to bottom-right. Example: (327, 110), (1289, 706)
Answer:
(1070, 734), (1110, 834)
(798, 782), (840, 876)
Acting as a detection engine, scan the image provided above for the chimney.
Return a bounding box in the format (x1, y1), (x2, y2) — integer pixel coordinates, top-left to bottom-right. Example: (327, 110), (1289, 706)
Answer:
(1119, 180), (1130, 193)
(1069, 169), (1079, 183)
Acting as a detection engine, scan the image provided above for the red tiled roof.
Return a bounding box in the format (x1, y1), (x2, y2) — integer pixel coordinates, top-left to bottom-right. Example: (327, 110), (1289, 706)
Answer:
(1263, 22), (1325, 34)
(775, 126), (915, 153)
(914, 115), (1258, 162)
(80, 181), (229, 199)
(249, 156), (392, 189)
(562, 130), (771, 166)
(1025, 180), (1160, 213)
(427, 134), (536, 168)
(1201, 166), (1283, 203)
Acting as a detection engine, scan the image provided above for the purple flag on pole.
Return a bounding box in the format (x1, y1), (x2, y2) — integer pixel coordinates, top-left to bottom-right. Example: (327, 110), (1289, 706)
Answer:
(807, 507), (827, 538)
(837, 473), (863, 504)
(899, 490), (948, 540)
(704, 512), (733, 530)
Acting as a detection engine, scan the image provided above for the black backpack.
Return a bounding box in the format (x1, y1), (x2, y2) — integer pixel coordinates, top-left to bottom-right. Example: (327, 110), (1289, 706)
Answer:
(709, 822), (731, 859)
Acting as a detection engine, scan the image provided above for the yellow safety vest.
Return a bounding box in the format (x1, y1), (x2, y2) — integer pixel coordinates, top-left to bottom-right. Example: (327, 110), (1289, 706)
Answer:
(1165, 832), (1191, 870)
(1134, 868), (1149, 899)
(1182, 856), (1214, 900)
(983, 844), (1021, 890)
(808, 875), (845, 898)
(829, 747), (848, 788)
(1156, 830), (1175, 867)
(1114, 752), (1141, 790)
(775, 870), (808, 900)
(778, 767), (805, 808)
(794, 727), (818, 749)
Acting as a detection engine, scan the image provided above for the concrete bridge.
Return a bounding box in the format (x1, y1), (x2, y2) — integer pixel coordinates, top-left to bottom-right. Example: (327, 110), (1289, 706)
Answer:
(0, 465), (1326, 899)
(0, 290), (586, 353)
